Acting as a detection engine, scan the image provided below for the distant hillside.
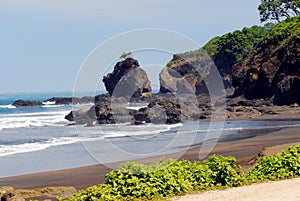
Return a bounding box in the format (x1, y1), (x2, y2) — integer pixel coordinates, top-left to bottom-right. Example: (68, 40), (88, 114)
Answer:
(232, 16), (300, 105)
(160, 25), (269, 95)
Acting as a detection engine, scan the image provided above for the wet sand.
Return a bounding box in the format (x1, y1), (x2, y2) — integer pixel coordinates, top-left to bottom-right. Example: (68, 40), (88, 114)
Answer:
(0, 124), (299, 190)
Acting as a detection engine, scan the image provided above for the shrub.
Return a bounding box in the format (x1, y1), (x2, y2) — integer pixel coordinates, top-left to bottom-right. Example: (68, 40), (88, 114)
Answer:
(246, 145), (300, 181)
(62, 145), (300, 201)
(62, 156), (241, 201)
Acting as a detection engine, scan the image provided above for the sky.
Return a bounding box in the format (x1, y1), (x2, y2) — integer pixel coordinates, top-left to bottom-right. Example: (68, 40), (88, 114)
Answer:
(0, 0), (262, 93)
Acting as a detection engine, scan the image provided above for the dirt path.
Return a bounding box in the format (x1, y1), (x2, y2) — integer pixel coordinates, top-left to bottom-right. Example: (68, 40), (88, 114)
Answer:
(172, 177), (300, 201)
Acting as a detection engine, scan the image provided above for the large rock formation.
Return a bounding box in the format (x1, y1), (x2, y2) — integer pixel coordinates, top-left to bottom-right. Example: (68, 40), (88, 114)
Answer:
(66, 92), (203, 125)
(94, 94), (134, 124)
(103, 58), (152, 102)
(65, 94), (131, 125)
(133, 94), (202, 125)
(160, 25), (268, 96)
(159, 52), (211, 95)
(232, 16), (300, 105)
(133, 94), (182, 124)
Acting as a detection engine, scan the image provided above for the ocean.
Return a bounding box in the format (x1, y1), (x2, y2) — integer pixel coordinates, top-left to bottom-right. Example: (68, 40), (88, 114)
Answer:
(1, 92), (300, 177)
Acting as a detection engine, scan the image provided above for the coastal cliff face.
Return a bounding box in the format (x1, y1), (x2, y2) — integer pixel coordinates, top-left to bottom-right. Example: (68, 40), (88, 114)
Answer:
(160, 25), (268, 95)
(102, 58), (152, 102)
(232, 16), (300, 105)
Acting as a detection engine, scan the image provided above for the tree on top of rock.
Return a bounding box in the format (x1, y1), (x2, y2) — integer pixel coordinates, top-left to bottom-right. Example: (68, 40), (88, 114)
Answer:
(119, 52), (133, 60)
(258, 0), (300, 22)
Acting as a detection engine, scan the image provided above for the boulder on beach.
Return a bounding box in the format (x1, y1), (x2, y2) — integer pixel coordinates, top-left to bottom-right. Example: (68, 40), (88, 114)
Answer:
(65, 107), (97, 126)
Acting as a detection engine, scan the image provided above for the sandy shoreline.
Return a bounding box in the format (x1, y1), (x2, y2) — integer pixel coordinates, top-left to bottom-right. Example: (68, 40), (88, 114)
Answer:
(0, 121), (299, 190)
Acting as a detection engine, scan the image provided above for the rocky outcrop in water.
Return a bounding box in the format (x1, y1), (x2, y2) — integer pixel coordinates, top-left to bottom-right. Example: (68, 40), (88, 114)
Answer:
(102, 58), (152, 102)
(65, 92), (205, 125)
(65, 107), (97, 126)
(94, 94), (135, 124)
(133, 94), (182, 124)
(12, 100), (43, 107)
(45, 96), (94, 105)
(12, 96), (94, 107)
(65, 94), (136, 125)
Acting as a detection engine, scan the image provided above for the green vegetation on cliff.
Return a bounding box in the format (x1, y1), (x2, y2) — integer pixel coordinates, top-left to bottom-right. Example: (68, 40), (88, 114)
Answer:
(166, 25), (269, 78)
(203, 25), (268, 75)
(61, 145), (300, 201)
(163, 25), (269, 94)
(265, 15), (300, 42)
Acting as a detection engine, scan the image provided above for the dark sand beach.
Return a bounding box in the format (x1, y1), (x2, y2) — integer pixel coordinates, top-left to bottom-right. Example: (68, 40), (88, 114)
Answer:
(0, 120), (299, 190)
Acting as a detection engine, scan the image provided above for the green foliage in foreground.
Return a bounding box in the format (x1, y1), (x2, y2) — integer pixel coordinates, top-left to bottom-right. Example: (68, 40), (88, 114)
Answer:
(61, 145), (300, 201)
(246, 144), (300, 181)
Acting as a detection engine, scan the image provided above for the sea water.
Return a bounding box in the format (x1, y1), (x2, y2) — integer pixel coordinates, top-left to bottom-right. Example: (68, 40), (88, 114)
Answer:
(1, 92), (300, 177)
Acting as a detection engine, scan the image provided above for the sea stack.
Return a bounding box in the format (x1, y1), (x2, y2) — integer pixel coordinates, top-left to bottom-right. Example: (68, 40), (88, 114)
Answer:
(102, 58), (152, 102)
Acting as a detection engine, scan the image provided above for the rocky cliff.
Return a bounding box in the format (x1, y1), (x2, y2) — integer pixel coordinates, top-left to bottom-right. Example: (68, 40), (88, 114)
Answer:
(159, 25), (268, 96)
(232, 16), (300, 105)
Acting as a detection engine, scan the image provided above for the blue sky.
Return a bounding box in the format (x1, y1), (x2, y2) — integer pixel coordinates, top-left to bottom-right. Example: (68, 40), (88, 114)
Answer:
(0, 0), (261, 93)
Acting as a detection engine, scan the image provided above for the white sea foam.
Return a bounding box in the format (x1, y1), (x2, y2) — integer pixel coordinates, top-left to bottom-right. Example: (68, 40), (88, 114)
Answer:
(101, 123), (182, 138)
(0, 135), (107, 157)
(123, 103), (148, 110)
(42, 105), (64, 108)
(42, 101), (56, 105)
(0, 111), (69, 130)
(0, 104), (16, 109)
